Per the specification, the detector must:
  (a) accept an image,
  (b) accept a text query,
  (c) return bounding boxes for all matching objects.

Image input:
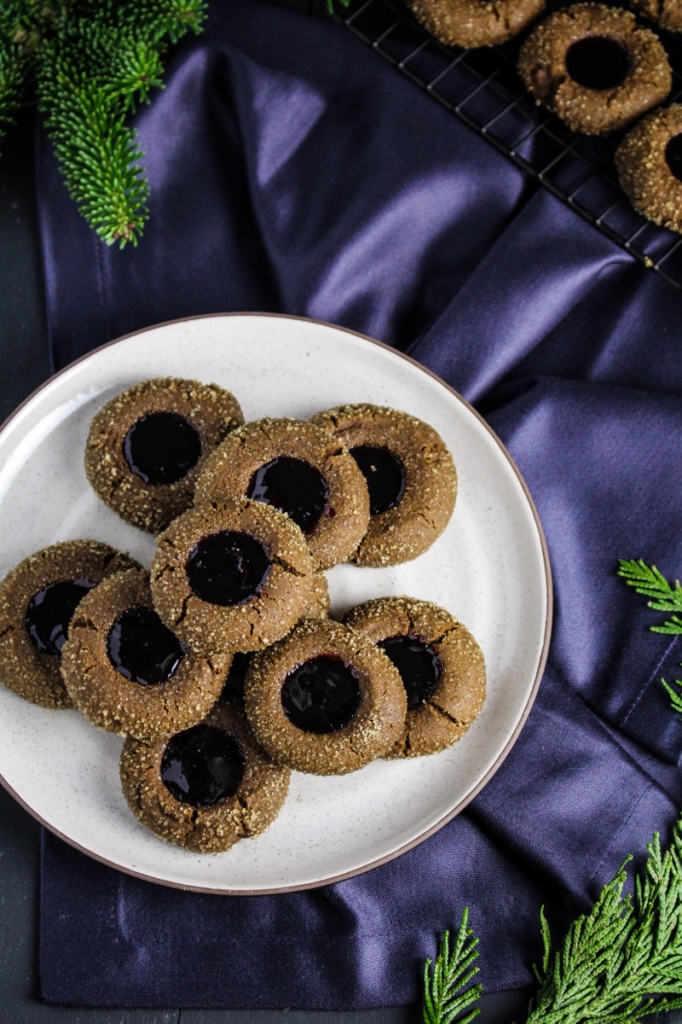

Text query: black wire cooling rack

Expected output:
[329,0,682,290]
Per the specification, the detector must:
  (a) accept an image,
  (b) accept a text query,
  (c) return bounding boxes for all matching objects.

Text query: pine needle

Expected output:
[423,908,482,1024]
[617,559,682,634]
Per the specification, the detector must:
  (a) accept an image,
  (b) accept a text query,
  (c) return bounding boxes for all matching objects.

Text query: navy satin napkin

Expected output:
[37,0,682,1009]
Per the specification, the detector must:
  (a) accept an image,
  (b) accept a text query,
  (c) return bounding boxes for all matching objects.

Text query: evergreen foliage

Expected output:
[424,817,682,1024]
[0,0,207,246]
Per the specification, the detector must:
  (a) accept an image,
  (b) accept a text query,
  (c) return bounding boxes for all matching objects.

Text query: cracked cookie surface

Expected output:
[0,540,140,709]
[408,0,545,48]
[518,3,671,134]
[310,404,456,567]
[120,699,290,853]
[194,417,370,571]
[61,569,231,740]
[85,377,244,534]
[345,597,486,758]
[151,498,315,656]
[244,619,406,775]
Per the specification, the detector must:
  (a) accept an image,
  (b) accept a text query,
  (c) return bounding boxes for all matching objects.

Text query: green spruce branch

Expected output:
[424,817,682,1024]
[0,0,206,246]
[618,558,682,713]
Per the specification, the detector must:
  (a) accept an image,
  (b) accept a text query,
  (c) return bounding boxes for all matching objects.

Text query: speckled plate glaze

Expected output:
[0,314,551,893]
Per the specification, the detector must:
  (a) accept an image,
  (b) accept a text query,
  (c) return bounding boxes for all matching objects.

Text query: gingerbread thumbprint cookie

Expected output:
[244,619,406,775]
[120,700,290,852]
[310,404,456,567]
[61,569,231,740]
[408,0,545,49]
[345,597,485,757]
[85,378,244,534]
[0,540,140,708]
[151,498,315,656]
[616,105,682,233]
[194,418,370,571]
[517,4,671,135]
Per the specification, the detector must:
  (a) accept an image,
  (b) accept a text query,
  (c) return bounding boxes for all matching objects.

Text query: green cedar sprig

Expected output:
[524,817,682,1024]
[423,908,482,1024]
[617,558,682,634]
[617,558,682,713]
[423,817,682,1024]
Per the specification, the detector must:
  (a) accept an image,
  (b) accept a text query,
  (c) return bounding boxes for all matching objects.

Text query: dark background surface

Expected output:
[0,1,534,1021]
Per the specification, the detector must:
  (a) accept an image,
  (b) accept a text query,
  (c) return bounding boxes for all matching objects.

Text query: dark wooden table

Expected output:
[0,3,534,1020]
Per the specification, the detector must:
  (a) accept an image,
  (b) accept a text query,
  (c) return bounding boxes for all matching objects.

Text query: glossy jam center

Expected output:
[665,133,682,182]
[107,606,185,686]
[25,578,96,657]
[247,456,328,535]
[378,634,441,710]
[281,655,361,733]
[123,411,202,485]
[349,446,405,515]
[161,724,245,807]
[565,36,630,90]
[186,530,270,606]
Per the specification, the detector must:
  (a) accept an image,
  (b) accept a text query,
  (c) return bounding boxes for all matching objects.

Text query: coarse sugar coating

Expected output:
[150,497,315,656]
[85,377,244,534]
[408,0,545,48]
[309,403,456,567]
[120,699,290,853]
[0,540,140,709]
[345,597,486,758]
[517,4,671,135]
[194,417,370,571]
[628,0,682,33]
[244,619,407,775]
[61,569,231,740]
[616,105,682,233]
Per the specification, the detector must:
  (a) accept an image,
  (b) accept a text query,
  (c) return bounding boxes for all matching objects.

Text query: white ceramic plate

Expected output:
[0,314,551,893]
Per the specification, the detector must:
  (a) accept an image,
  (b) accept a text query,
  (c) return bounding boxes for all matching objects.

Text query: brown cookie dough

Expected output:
[85,378,244,535]
[244,619,406,775]
[194,418,370,571]
[517,4,671,135]
[628,0,682,33]
[309,404,456,567]
[616,104,682,233]
[344,597,486,758]
[0,541,140,709]
[61,569,231,739]
[408,0,545,49]
[120,699,290,852]
[151,498,315,656]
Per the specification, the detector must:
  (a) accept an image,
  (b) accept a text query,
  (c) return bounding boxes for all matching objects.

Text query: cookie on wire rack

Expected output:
[518,4,672,135]
[616,104,682,234]
[407,0,545,48]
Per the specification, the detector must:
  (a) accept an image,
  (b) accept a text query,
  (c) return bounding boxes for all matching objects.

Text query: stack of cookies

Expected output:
[0,377,486,854]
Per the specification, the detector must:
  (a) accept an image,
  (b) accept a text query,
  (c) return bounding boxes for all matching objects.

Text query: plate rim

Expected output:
[0,311,553,894]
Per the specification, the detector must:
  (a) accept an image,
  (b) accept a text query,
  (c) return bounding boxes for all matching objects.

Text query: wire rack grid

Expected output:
[329,0,682,290]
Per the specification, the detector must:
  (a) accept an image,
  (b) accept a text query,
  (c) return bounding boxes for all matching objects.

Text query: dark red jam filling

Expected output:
[107,606,185,687]
[378,634,442,710]
[281,655,361,734]
[665,133,682,182]
[349,446,405,515]
[123,411,202,485]
[222,651,251,701]
[24,578,96,657]
[186,531,271,606]
[161,724,245,807]
[247,456,328,535]
[565,36,630,90]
